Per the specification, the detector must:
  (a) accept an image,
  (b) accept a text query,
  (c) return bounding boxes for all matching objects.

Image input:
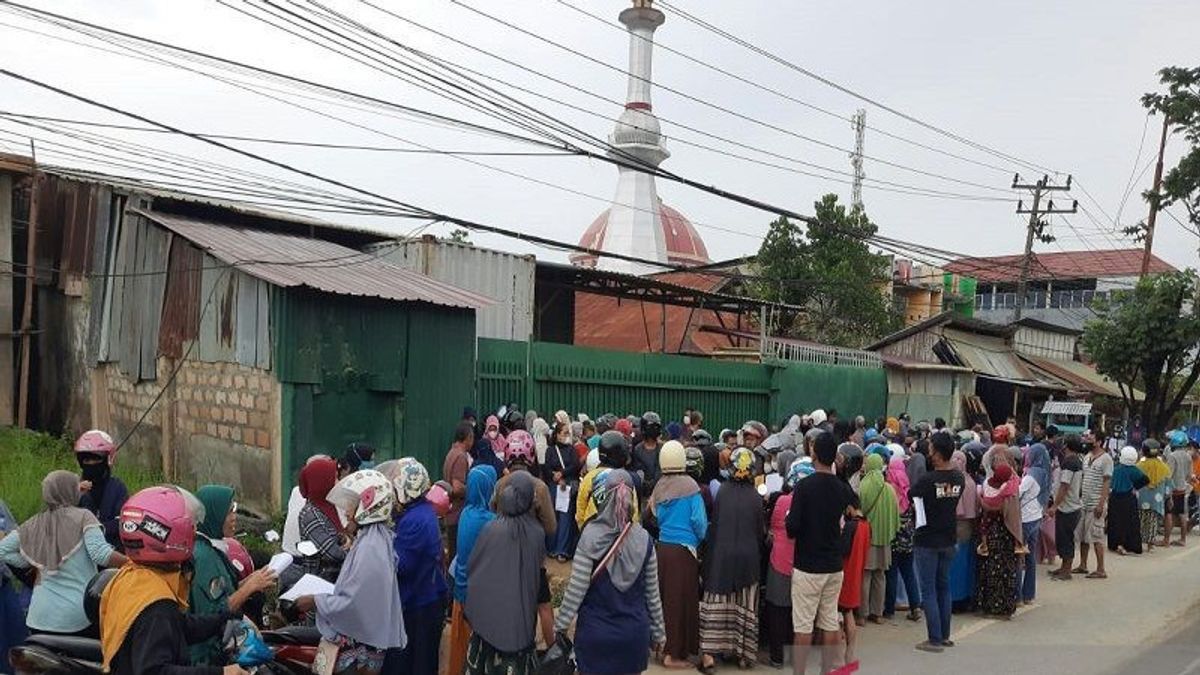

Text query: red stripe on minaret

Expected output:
[625,102,651,110]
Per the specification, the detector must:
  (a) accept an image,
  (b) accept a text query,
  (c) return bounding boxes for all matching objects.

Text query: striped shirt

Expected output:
[1081,452,1113,509]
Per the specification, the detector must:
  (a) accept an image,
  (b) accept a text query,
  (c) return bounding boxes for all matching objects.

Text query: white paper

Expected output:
[264,530,280,543]
[764,473,784,495]
[280,573,335,602]
[267,552,294,576]
[913,497,928,529]
[555,485,572,513]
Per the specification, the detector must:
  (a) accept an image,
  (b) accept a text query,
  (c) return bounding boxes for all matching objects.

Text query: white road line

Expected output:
[948,603,1040,642]
[1177,653,1200,675]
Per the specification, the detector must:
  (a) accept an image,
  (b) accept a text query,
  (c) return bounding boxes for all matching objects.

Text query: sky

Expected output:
[1,0,1198,272]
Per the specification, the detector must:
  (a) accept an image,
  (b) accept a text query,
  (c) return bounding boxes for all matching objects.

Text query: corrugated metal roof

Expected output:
[1041,401,1093,416]
[1020,355,1142,400]
[135,210,493,310]
[946,248,1176,283]
[942,329,1034,381]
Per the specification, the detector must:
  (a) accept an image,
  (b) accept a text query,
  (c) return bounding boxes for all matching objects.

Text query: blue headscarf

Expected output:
[453,465,498,602]
[1025,443,1052,507]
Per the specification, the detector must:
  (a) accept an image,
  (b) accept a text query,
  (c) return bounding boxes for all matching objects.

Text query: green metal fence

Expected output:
[477,339,887,431]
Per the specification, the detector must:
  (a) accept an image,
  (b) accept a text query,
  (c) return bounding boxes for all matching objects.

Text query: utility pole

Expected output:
[1141,115,1171,277]
[1012,173,1076,320]
[850,109,866,212]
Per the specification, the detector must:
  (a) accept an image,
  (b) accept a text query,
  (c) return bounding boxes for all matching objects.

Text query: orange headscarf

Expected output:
[100,564,189,671]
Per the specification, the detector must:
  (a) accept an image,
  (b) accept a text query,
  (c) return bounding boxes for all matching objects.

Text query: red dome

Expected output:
[570,200,710,269]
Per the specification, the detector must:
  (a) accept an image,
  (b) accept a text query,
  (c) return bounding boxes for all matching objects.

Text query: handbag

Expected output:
[537,632,576,675]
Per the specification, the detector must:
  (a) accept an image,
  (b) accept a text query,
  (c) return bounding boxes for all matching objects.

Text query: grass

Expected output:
[0,426,163,522]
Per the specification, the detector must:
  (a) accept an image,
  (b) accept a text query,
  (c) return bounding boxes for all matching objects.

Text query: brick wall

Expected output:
[95,358,281,512]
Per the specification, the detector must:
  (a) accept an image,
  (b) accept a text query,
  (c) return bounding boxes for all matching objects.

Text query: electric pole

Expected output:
[1141,115,1170,277]
[1012,173,1076,320]
[850,109,866,212]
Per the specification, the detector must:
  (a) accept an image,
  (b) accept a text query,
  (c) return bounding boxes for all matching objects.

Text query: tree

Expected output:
[1126,66,1200,242]
[1082,271,1200,434]
[446,228,472,244]
[753,194,899,348]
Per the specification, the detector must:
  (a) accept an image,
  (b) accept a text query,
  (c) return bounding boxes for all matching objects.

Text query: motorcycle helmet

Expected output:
[1170,430,1189,449]
[74,429,118,464]
[585,448,601,472]
[691,429,713,447]
[506,430,536,466]
[598,430,630,468]
[224,537,255,580]
[120,486,196,564]
[394,459,431,506]
[329,470,395,526]
[504,408,527,433]
[685,446,704,480]
[659,440,686,474]
[640,412,663,442]
[836,442,865,479]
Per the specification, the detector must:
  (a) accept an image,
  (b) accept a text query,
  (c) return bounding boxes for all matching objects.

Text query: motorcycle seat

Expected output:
[26,634,103,662]
[261,625,322,646]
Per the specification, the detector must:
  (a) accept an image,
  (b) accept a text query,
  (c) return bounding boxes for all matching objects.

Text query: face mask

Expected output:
[81,462,110,484]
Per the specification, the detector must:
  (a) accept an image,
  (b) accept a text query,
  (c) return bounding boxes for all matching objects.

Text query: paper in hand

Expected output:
[280,574,335,602]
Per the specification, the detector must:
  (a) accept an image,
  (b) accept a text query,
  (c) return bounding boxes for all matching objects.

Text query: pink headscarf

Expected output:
[951,450,978,519]
[485,415,507,457]
[886,456,911,512]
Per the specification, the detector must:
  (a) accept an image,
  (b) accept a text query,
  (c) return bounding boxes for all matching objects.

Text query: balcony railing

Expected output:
[975,289,1109,311]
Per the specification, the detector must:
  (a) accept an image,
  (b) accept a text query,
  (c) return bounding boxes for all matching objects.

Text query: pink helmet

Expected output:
[426,481,451,518]
[224,537,255,580]
[75,430,117,464]
[120,486,195,564]
[506,430,535,465]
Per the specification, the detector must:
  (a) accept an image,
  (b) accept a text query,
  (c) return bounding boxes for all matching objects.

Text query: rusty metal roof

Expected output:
[136,209,492,310]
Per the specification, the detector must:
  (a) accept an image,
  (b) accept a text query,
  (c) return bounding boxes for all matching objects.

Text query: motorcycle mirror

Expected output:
[296,541,319,557]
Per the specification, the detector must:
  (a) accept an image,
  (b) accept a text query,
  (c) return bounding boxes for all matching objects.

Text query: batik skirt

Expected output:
[698,584,759,665]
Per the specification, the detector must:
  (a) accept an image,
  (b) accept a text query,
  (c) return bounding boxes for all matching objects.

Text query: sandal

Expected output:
[1071,566,1089,574]
[697,657,717,675]
[1086,571,1108,579]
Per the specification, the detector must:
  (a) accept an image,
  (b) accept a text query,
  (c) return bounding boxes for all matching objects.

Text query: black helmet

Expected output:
[691,429,713,447]
[504,408,526,432]
[685,446,704,480]
[598,430,630,468]
[596,414,617,435]
[85,568,118,626]
[640,412,663,441]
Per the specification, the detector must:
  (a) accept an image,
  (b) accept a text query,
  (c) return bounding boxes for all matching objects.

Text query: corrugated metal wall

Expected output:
[276,289,476,484]
[373,238,533,341]
[478,338,890,431]
[885,369,975,427]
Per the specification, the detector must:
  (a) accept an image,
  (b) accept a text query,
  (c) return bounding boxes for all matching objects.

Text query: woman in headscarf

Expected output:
[382,460,447,675]
[1138,441,1173,553]
[531,417,551,467]
[472,416,508,473]
[189,485,277,664]
[859,453,900,623]
[765,459,811,669]
[447,465,498,675]
[0,471,126,637]
[883,455,921,622]
[1108,447,1149,556]
[465,471,544,675]
[948,450,979,611]
[297,457,347,583]
[0,499,26,670]
[907,438,929,487]
[294,470,407,675]
[544,420,582,562]
[556,469,666,675]
[975,463,1022,618]
[698,447,763,672]
[647,443,707,669]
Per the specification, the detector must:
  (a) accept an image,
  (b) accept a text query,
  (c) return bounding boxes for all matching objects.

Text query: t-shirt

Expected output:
[909,469,964,549]
[1168,450,1193,492]
[1081,452,1114,509]
[785,472,857,574]
[1019,475,1042,523]
[1058,454,1084,513]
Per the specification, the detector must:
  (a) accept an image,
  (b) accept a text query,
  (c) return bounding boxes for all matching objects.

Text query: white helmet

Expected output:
[585,449,600,472]
[329,469,394,526]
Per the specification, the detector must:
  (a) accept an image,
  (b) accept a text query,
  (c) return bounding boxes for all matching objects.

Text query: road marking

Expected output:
[948,603,1040,642]
[1177,653,1200,675]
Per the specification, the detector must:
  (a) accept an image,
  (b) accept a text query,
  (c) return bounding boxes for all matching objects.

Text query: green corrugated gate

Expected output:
[276,289,475,491]
[477,339,887,431]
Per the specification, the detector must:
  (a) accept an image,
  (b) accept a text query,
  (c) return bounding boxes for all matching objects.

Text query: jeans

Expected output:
[1018,519,1041,602]
[884,550,921,616]
[914,545,955,644]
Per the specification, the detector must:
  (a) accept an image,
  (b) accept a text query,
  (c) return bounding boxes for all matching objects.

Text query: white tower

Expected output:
[596,0,670,275]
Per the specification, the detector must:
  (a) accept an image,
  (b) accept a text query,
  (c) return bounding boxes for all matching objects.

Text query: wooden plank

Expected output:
[0,175,13,425]
[198,259,236,364]
[85,187,112,364]
[255,277,271,371]
[139,226,170,380]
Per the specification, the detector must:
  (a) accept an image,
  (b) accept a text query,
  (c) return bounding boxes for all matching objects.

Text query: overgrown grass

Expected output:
[0,427,163,522]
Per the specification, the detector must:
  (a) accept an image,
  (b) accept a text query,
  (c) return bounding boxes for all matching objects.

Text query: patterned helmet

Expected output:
[586,449,601,472]
[590,468,632,512]
[119,486,196,564]
[75,430,117,463]
[685,446,704,479]
[506,430,536,465]
[394,458,431,506]
[730,446,756,481]
[785,457,815,490]
[330,470,395,526]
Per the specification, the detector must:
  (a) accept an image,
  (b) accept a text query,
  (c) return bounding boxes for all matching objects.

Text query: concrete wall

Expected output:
[93,358,282,513]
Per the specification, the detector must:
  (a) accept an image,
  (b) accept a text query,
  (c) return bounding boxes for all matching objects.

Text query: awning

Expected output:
[1042,401,1093,416]
[1019,355,1141,400]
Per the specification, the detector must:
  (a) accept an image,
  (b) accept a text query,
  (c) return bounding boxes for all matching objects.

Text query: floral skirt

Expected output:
[332,635,386,674]
[975,513,1018,618]
[1141,509,1163,544]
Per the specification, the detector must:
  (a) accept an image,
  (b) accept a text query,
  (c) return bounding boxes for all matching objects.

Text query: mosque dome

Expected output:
[570,199,710,269]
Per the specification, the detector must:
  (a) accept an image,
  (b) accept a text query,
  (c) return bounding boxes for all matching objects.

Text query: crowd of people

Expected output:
[1,409,1198,675]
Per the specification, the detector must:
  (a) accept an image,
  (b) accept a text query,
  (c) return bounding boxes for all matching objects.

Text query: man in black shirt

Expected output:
[786,431,857,674]
[909,431,964,654]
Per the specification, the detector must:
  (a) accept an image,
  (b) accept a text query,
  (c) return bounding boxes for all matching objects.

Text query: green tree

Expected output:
[446,228,472,244]
[1082,271,1200,434]
[1127,66,1200,241]
[753,194,899,348]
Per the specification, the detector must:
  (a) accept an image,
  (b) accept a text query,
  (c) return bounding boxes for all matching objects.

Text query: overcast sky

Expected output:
[1,0,1198,272]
